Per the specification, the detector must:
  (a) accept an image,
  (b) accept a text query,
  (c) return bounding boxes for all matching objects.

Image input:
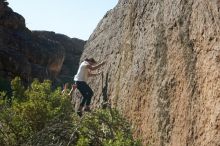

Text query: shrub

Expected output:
[0,77,141,146]
[0,77,73,145]
[74,109,141,146]
[27,109,141,146]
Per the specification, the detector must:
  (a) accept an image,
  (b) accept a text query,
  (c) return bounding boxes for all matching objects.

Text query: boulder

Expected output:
[82,0,220,145]
[0,0,85,85]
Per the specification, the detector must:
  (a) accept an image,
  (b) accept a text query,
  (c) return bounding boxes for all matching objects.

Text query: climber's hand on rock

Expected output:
[98,71,103,75]
[100,61,106,65]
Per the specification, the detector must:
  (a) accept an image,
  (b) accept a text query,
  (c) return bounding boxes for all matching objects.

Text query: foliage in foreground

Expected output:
[0,77,141,146]
[27,109,141,146]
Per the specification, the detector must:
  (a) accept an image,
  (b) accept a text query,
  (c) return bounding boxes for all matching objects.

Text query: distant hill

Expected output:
[0,0,85,86]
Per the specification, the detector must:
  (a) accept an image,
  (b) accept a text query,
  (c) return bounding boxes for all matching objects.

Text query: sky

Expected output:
[8,0,118,40]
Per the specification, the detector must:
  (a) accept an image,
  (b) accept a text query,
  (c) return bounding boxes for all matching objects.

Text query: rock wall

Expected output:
[0,0,85,84]
[82,0,220,145]
[32,31,85,83]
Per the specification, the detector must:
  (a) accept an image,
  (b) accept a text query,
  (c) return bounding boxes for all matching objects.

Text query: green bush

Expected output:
[0,77,73,145]
[11,77,25,102]
[0,77,141,146]
[73,109,141,146]
[27,109,141,146]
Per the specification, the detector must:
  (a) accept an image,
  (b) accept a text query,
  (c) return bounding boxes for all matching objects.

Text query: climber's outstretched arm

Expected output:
[87,61,105,70]
[88,72,102,77]
[68,84,77,96]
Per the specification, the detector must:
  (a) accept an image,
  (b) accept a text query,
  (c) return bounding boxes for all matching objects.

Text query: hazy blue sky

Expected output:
[8,0,118,40]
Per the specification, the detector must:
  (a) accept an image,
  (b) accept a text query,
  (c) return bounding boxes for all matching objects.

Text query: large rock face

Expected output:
[0,0,85,84]
[32,31,85,83]
[82,0,220,145]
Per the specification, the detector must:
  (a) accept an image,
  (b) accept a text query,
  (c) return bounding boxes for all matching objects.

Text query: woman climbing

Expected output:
[74,58,105,116]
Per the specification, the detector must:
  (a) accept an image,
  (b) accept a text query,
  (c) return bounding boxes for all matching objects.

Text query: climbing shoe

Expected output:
[84,106,91,112]
[77,110,82,117]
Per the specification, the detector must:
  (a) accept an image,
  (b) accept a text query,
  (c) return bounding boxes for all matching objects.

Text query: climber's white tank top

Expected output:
[74,61,89,82]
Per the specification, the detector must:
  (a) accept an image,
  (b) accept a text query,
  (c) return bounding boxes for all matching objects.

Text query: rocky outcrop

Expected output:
[82,0,220,145]
[0,0,85,84]
[32,31,85,83]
